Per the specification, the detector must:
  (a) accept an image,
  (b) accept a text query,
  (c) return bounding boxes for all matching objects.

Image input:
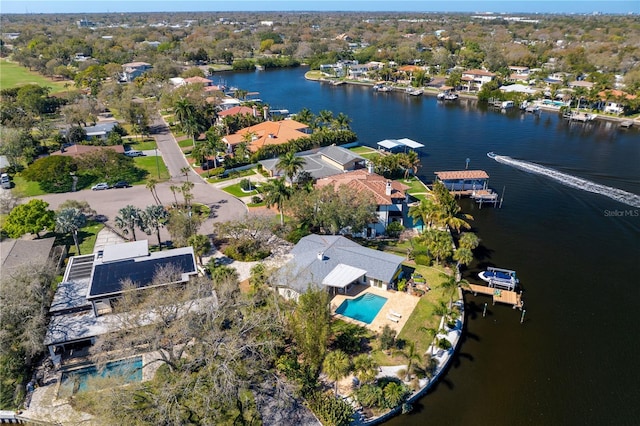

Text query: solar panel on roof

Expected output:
[88,254,196,298]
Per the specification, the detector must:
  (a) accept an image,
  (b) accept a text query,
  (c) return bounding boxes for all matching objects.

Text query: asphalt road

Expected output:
[27,115,247,241]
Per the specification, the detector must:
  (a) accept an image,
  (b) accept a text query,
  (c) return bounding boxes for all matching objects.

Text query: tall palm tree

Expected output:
[262,177,292,226]
[234,141,250,162]
[142,204,169,250]
[458,232,480,250]
[115,205,143,241]
[317,109,334,128]
[181,181,194,208]
[55,208,87,255]
[332,112,351,130]
[322,349,351,396]
[402,150,421,179]
[408,198,439,231]
[276,151,305,184]
[453,247,474,276]
[418,326,438,355]
[169,185,180,207]
[295,107,314,126]
[187,234,211,265]
[146,179,161,205]
[394,340,422,382]
[353,354,379,386]
[173,98,196,129]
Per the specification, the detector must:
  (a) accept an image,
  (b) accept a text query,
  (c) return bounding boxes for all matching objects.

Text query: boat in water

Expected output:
[478,267,519,290]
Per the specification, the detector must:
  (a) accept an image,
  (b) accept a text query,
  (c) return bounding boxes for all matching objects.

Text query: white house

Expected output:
[461,69,496,92]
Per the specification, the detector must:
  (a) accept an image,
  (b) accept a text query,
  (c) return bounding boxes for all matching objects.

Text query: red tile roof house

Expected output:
[315,169,410,237]
[222,119,311,154]
[461,69,497,92]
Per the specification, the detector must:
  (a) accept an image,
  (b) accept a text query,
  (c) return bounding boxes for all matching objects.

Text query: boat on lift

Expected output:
[478,267,519,291]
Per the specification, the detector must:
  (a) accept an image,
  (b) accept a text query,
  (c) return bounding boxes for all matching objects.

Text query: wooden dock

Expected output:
[466,283,524,309]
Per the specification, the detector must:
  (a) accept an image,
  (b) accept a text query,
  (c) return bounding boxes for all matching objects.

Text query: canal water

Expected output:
[217,68,640,425]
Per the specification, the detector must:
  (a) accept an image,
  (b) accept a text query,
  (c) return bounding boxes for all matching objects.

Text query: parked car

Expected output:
[0,173,10,189]
[91,182,110,190]
[124,150,144,157]
[113,181,130,188]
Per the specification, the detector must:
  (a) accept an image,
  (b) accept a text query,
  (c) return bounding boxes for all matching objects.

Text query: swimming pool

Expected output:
[335,293,388,324]
[58,356,143,397]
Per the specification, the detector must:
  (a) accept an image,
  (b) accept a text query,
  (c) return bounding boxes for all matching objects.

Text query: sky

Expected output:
[1,1,638,15]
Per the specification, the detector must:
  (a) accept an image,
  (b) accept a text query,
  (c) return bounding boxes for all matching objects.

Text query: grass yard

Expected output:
[221,182,260,198]
[206,167,257,183]
[132,156,170,183]
[11,175,47,197]
[0,59,71,93]
[125,139,157,151]
[60,221,104,257]
[177,138,194,148]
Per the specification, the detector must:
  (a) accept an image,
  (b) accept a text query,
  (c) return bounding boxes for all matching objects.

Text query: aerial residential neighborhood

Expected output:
[0,2,638,425]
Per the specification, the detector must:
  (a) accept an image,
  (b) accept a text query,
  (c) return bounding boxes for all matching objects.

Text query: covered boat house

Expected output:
[434,170,490,192]
[377,137,424,153]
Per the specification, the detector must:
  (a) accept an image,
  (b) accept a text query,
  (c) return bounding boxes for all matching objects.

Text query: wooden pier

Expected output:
[466,283,524,310]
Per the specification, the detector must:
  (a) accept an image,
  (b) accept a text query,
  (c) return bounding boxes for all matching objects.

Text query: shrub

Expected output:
[386,221,404,238]
[251,195,262,204]
[240,178,253,191]
[379,325,396,351]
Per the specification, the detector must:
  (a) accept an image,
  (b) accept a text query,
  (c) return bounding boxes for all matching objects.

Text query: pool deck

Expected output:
[330,285,420,334]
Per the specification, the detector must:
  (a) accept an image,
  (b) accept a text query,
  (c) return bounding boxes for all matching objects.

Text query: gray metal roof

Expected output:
[317,145,364,166]
[259,146,364,180]
[278,234,404,294]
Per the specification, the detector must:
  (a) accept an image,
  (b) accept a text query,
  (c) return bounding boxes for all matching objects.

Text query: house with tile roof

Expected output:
[315,169,410,236]
[222,119,311,153]
[461,69,496,92]
[274,234,404,300]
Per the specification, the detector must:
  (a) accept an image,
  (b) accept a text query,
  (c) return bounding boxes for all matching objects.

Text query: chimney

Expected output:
[252,106,257,117]
[263,106,269,120]
[385,180,392,196]
[367,161,373,174]
[317,251,325,261]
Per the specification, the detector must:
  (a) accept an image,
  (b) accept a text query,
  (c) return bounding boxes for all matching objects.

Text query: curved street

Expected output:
[29,115,247,241]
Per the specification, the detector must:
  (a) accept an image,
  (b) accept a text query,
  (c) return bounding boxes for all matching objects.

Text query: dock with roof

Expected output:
[377,137,425,152]
[434,169,500,206]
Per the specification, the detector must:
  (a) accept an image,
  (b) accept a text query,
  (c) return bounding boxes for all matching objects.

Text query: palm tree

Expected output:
[181,181,194,208]
[322,350,351,395]
[187,234,211,265]
[142,205,169,250]
[458,232,480,250]
[276,151,305,184]
[353,354,379,386]
[453,247,474,277]
[295,107,314,126]
[317,109,334,128]
[262,177,291,225]
[394,340,422,382]
[408,198,438,231]
[439,273,459,306]
[115,205,143,241]
[174,98,196,128]
[418,326,438,355]
[332,112,351,130]
[402,150,421,179]
[180,166,191,183]
[420,229,453,264]
[55,208,87,255]
[169,185,180,207]
[146,179,161,205]
[234,141,250,162]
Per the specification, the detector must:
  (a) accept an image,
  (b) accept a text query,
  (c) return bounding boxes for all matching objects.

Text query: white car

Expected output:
[124,150,144,157]
[91,182,110,190]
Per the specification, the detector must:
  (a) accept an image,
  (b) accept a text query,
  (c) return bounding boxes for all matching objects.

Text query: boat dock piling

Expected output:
[466,283,524,310]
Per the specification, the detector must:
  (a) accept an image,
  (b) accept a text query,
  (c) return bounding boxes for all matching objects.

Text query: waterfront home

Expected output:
[44,240,197,368]
[223,119,311,153]
[259,145,366,180]
[597,89,637,115]
[274,234,404,300]
[183,76,213,86]
[120,61,152,82]
[461,69,496,92]
[315,169,410,237]
[499,84,540,96]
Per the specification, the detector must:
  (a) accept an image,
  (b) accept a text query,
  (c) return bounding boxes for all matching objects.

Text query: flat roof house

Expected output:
[44,240,197,367]
[274,234,405,300]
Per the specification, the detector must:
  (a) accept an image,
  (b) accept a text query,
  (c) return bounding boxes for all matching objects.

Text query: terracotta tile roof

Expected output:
[224,120,310,153]
[435,170,489,180]
[598,89,637,100]
[184,76,211,85]
[217,106,255,117]
[51,145,125,157]
[315,169,409,205]
[463,69,496,77]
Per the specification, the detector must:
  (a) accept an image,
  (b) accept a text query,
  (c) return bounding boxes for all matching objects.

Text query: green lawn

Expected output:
[60,221,104,257]
[178,138,194,148]
[206,167,257,183]
[221,182,260,198]
[12,175,46,197]
[132,156,170,183]
[125,139,157,151]
[0,59,71,93]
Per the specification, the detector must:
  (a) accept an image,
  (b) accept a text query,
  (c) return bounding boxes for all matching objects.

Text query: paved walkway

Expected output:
[93,227,125,253]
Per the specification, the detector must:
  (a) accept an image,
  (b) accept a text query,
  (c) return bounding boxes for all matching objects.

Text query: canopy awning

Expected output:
[322,264,367,288]
[377,138,424,150]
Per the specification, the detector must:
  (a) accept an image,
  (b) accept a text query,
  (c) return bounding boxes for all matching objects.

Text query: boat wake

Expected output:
[487,152,640,208]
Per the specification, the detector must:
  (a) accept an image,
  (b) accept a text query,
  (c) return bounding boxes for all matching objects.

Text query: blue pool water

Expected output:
[59,356,142,397]
[335,293,388,324]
